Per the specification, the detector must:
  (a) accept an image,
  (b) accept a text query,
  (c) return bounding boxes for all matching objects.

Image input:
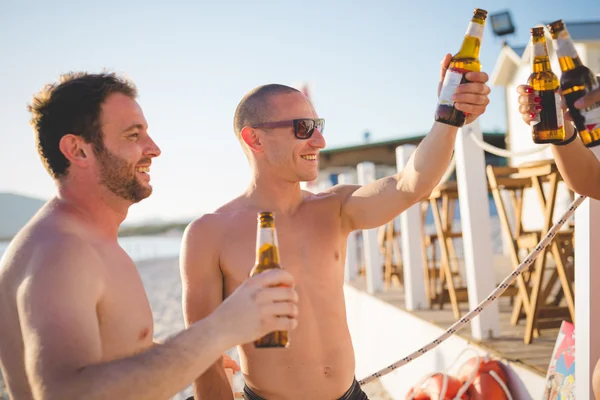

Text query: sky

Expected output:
[1,0,599,224]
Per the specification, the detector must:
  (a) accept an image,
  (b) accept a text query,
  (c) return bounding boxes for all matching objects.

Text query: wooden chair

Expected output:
[486,160,575,344]
[378,220,403,289]
[420,181,468,319]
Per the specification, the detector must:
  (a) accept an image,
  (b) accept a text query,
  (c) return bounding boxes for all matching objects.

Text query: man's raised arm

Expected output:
[337,55,491,231]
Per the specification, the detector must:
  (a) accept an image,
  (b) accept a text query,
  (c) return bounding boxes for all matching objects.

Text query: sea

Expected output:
[0,234,183,263]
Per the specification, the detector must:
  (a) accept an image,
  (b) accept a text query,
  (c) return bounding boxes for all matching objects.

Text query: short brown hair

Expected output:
[233,84,300,154]
[28,72,138,179]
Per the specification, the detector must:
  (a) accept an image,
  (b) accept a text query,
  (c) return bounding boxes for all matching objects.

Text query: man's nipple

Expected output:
[138,327,150,341]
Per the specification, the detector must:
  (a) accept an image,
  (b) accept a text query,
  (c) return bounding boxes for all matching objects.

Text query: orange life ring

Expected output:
[405,373,468,400]
[457,357,511,399]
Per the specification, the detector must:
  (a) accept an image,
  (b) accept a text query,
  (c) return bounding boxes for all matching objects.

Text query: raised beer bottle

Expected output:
[548,19,600,147]
[435,8,487,127]
[528,27,565,144]
[249,211,289,348]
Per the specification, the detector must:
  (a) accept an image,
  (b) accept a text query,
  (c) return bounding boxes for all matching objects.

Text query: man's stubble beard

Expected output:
[95,145,152,203]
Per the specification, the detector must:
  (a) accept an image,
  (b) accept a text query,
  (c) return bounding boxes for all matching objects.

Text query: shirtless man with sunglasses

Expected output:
[181,53,492,400]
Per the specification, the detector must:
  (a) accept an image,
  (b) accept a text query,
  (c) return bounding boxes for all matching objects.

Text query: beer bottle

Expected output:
[548,19,600,147]
[435,8,488,127]
[249,211,289,348]
[528,26,565,144]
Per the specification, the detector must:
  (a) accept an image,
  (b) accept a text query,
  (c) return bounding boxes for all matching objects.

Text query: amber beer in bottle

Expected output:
[435,8,487,127]
[528,27,565,144]
[249,211,289,348]
[548,19,600,147]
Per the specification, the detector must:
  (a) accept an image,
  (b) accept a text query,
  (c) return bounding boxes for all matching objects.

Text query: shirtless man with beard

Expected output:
[0,72,298,400]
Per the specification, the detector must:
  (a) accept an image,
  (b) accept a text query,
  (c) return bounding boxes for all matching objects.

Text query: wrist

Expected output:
[432,121,460,135]
[553,127,578,146]
[193,312,235,352]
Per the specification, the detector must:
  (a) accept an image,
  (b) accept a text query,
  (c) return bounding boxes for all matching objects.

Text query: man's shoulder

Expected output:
[320,184,361,197]
[183,205,246,248]
[2,228,104,302]
[302,184,361,206]
[185,196,254,236]
[33,231,101,272]
[7,220,94,258]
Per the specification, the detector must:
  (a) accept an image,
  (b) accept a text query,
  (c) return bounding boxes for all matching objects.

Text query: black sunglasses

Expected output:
[251,118,325,140]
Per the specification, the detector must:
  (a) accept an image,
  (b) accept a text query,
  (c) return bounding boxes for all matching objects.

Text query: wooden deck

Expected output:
[349,272,559,377]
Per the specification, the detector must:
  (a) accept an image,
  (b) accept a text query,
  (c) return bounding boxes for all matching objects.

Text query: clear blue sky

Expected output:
[1,0,598,224]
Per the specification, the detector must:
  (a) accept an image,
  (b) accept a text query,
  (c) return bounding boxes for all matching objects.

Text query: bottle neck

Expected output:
[255,225,281,265]
[456,19,484,59]
[552,30,583,72]
[531,36,551,73]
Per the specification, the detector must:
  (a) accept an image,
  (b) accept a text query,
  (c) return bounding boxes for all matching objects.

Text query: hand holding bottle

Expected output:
[435,8,491,127]
[516,84,577,141]
[438,53,491,126]
[210,268,299,348]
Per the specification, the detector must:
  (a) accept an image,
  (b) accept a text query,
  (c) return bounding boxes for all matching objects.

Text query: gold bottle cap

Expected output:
[258,211,274,221]
[474,8,488,19]
[531,26,545,37]
[547,19,565,35]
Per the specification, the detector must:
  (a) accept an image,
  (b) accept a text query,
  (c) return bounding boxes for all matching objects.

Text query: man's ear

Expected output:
[58,134,92,168]
[241,127,263,153]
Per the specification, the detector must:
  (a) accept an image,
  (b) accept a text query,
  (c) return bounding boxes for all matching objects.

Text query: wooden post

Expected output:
[454,120,500,340]
[357,162,383,294]
[338,172,359,283]
[396,145,427,310]
[575,146,600,399]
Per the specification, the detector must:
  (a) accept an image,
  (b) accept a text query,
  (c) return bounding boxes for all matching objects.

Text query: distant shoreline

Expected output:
[0,222,190,243]
[118,222,189,237]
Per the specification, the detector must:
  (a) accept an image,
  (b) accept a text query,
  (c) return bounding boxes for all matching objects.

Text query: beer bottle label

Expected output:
[555,92,564,128]
[465,22,484,39]
[582,105,600,132]
[438,68,464,106]
[555,31,578,59]
[533,42,548,58]
[582,81,600,132]
[531,103,541,126]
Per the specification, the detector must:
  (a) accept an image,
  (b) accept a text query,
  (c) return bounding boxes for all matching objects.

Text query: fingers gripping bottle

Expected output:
[435,8,487,127]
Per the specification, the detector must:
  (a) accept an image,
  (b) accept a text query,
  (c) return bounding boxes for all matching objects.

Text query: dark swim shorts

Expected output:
[242,378,369,400]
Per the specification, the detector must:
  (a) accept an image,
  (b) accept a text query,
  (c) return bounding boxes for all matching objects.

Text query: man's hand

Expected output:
[437,53,491,125]
[212,268,299,348]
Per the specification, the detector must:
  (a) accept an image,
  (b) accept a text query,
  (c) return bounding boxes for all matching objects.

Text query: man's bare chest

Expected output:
[96,251,154,358]
[219,216,346,293]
